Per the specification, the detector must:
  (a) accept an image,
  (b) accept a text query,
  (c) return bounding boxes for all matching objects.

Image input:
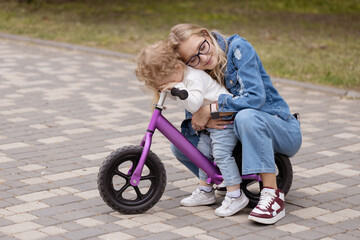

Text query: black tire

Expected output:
[233,143,293,208]
[97,145,166,214]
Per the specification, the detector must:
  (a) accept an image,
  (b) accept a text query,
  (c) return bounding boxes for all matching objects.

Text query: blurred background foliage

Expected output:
[1,0,359,90]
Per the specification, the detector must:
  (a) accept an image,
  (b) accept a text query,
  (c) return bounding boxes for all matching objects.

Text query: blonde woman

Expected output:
[167,23,302,224]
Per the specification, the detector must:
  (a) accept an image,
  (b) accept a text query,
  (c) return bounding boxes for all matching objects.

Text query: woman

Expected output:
[167,23,302,224]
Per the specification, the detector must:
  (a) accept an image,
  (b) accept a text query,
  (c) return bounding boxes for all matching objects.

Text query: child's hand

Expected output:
[159,82,179,92]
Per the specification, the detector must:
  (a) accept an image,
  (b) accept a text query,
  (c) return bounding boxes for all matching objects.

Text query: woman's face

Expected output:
[178,34,218,71]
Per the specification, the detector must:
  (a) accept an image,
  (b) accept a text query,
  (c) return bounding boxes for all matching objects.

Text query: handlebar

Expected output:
[171,88,188,100]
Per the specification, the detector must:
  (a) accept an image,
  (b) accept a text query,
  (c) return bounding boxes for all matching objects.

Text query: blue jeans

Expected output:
[197,126,241,186]
[234,109,302,174]
[171,109,301,176]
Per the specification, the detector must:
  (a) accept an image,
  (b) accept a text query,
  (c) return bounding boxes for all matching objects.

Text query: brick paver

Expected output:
[0,37,359,239]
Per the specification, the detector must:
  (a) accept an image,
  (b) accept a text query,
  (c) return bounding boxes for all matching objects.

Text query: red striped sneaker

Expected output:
[248,187,285,224]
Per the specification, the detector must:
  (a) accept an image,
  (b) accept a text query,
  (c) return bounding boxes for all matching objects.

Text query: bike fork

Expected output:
[129,109,160,186]
[128,131,153,186]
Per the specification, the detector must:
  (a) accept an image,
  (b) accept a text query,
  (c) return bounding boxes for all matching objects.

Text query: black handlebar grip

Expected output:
[171,88,188,100]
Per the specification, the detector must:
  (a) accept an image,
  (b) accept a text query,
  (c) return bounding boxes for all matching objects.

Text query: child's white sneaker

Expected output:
[180,188,216,207]
[214,191,249,217]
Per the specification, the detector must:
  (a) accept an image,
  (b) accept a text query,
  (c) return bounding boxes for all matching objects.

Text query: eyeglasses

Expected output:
[186,39,210,67]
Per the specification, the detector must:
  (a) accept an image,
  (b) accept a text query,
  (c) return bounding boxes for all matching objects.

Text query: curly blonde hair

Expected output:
[135,40,185,90]
[167,23,227,86]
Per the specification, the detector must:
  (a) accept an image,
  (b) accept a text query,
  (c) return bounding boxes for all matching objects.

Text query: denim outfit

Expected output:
[171,33,302,177]
[197,124,240,186]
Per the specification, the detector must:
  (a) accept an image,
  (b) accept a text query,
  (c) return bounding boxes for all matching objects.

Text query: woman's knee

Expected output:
[234,109,263,130]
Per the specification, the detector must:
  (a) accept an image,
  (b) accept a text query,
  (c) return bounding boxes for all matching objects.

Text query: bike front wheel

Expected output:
[97,145,166,214]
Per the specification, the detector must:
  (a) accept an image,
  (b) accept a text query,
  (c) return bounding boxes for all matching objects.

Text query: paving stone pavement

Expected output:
[0,38,359,240]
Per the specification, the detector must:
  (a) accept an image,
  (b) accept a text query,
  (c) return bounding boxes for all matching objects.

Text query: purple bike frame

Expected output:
[129,106,262,186]
[130,108,223,186]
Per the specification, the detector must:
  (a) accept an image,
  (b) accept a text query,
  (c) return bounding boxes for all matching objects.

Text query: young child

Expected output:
[135,41,248,217]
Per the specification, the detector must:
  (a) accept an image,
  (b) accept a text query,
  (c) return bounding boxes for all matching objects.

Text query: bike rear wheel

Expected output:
[98,145,166,214]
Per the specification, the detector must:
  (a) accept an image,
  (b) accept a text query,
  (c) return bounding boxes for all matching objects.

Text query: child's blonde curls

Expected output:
[135,40,185,91]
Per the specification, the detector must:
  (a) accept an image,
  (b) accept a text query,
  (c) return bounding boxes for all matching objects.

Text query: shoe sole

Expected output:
[180,198,216,207]
[248,209,285,224]
[214,196,249,217]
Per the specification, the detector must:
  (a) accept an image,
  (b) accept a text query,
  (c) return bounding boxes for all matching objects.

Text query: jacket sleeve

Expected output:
[217,39,266,112]
[175,77,206,114]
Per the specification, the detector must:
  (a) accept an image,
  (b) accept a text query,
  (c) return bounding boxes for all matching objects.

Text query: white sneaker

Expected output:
[180,188,216,207]
[214,191,249,217]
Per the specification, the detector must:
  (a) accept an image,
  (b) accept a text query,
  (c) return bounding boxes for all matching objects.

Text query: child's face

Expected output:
[156,67,184,89]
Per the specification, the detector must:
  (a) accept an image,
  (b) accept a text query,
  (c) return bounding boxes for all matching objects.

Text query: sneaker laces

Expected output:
[257,191,276,210]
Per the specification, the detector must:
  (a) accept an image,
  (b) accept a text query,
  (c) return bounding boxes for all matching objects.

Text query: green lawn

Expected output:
[1,0,359,90]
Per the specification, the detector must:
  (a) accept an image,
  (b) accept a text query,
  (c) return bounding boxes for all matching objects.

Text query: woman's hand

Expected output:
[205,119,233,129]
[191,104,211,131]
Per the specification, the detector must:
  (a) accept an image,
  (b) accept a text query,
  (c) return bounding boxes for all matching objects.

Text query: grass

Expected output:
[0,0,359,90]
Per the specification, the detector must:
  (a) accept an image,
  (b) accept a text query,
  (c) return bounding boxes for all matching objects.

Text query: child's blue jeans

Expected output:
[197,125,241,186]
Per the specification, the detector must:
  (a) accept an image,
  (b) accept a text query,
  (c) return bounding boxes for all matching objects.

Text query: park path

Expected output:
[0,38,359,240]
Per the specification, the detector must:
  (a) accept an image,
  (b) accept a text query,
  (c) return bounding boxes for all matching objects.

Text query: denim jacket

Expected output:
[214,32,293,121]
[181,32,293,138]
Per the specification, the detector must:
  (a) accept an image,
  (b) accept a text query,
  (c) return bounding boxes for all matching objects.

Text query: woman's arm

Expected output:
[192,39,267,129]
[217,39,266,112]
